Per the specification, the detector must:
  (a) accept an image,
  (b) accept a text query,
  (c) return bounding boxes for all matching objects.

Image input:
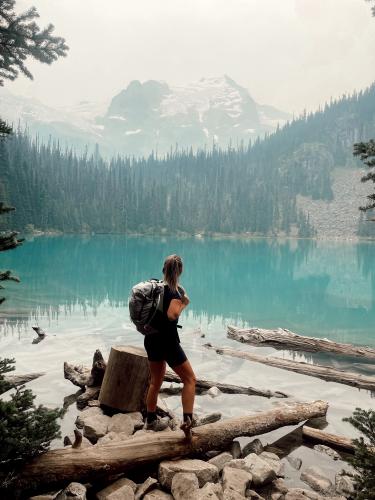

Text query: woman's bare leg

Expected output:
[146,360,166,412]
[171,360,196,414]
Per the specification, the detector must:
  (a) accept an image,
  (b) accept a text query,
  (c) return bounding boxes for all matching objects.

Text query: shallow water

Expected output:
[1,235,374,451]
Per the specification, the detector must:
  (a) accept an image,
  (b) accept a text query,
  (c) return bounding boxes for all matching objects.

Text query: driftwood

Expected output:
[302,425,375,453]
[64,349,107,389]
[32,326,47,344]
[204,343,375,392]
[0,231,24,252]
[17,400,328,489]
[227,325,375,360]
[2,372,45,393]
[164,371,288,399]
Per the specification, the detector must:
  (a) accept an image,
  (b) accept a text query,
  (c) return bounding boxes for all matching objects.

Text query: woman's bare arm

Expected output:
[167,294,190,321]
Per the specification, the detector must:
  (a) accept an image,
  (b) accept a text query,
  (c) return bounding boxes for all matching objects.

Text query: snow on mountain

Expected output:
[0,77,291,157]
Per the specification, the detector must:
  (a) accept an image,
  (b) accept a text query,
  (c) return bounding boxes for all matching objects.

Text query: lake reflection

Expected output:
[0,235,374,345]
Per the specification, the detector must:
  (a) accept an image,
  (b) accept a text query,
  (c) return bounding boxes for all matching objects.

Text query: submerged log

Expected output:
[18,400,328,489]
[164,371,288,398]
[227,325,375,360]
[302,425,375,453]
[99,346,149,412]
[204,343,375,392]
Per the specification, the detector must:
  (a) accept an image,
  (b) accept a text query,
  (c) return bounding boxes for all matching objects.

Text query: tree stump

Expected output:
[99,346,150,412]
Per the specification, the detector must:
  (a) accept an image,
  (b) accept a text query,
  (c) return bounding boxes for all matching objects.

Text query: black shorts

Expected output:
[144,334,187,368]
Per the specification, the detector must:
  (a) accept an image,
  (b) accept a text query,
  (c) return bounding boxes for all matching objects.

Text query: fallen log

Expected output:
[204,343,375,392]
[302,425,375,453]
[17,400,328,489]
[2,372,45,393]
[164,371,288,399]
[227,325,375,360]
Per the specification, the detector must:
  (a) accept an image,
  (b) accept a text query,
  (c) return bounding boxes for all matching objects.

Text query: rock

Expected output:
[197,482,223,500]
[229,441,241,459]
[63,434,92,448]
[143,490,173,500]
[135,477,158,500]
[300,466,333,494]
[244,453,277,486]
[225,459,252,473]
[245,489,265,499]
[205,450,222,459]
[259,451,284,477]
[270,494,283,500]
[76,406,104,427]
[242,439,263,457]
[29,496,57,500]
[285,488,323,500]
[207,386,221,398]
[198,412,222,426]
[171,472,199,500]
[96,478,137,499]
[108,413,135,435]
[272,478,288,494]
[286,455,302,470]
[223,490,246,499]
[313,444,341,460]
[335,474,355,496]
[127,411,144,430]
[133,429,156,437]
[88,399,101,407]
[208,452,233,472]
[83,414,111,442]
[96,431,132,445]
[222,466,252,496]
[159,459,219,489]
[56,482,87,500]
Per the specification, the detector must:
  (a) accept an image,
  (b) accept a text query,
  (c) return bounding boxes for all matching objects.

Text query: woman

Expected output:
[144,254,196,432]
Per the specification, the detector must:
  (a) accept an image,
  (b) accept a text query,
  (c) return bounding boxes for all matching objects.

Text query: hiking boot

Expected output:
[144,416,170,432]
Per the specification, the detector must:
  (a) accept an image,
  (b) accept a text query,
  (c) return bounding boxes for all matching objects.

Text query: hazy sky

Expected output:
[6,0,375,114]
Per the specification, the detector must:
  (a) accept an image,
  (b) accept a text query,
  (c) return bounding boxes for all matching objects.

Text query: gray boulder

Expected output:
[83,414,111,442]
[243,453,277,486]
[171,472,199,500]
[197,482,223,500]
[245,489,265,499]
[225,459,252,473]
[96,478,137,500]
[229,441,242,459]
[300,466,333,494]
[143,490,173,500]
[56,482,86,500]
[127,411,144,430]
[222,466,252,496]
[207,386,221,398]
[108,413,135,435]
[135,477,158,500]
[286,455,302,470]
[259,452,284,477]
[223,490,246,499]
[64,434,92,448]
[208,452,233,472]
[159,459,219,489]
[284,489,323,500]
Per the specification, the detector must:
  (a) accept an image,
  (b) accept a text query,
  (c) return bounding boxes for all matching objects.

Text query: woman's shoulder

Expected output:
[164,284,184,300]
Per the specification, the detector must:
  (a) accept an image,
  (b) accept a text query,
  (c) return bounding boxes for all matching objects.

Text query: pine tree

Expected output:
[353,139,375,213]
[343,408,375,500]
[0,0,68,85]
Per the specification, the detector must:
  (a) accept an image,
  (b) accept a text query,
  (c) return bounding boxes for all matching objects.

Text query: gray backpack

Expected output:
[129,279,165,335]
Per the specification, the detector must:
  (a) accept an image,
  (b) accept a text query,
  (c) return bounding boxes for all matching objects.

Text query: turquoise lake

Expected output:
[1,235,374,454]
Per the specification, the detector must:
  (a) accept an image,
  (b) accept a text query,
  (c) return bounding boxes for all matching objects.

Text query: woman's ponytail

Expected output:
[162,254,183,293]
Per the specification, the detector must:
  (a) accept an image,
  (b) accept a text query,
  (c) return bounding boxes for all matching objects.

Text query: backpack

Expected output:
[129,279,165,335]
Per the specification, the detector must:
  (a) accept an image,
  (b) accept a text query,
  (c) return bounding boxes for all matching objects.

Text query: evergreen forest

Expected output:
[2,84,375,237]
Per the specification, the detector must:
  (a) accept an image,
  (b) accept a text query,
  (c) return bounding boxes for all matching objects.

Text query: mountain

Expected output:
[0,76,291,157]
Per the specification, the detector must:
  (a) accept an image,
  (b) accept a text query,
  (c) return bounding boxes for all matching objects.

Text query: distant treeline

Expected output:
[1,84,375,236]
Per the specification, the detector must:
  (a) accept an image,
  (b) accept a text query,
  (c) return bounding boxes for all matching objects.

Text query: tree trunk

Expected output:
[227,325,375,360]
[99,346,149,412]
[18,400,328,489]
[204,343,375,392]
[2,372,45,394]
[302,425,375,453]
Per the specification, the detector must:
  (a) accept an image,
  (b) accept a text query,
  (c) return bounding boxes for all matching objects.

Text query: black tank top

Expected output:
[150,284,184,341]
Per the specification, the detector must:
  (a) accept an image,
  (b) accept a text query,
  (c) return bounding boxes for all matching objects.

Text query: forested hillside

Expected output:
[1,84,375,237]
